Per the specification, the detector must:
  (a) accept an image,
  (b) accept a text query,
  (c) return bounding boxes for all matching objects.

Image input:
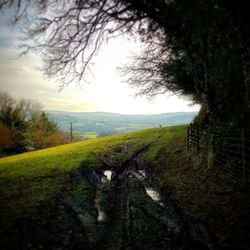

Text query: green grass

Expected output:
[0,125,186,178]
[0,125,186,241]
[82,131,97,139]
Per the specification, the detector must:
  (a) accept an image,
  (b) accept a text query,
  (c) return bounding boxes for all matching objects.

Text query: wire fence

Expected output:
[187,123,250,187]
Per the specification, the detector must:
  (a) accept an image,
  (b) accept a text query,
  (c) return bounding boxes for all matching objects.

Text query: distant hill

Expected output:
[46,110,197,136]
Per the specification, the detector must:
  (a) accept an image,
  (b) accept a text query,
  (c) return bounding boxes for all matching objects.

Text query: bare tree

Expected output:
[121,41,170,99]
[18,98,43,121]
[0,92,15,112]
[122,40,198,103]
[0,0,151,87]
[0,0,174,103]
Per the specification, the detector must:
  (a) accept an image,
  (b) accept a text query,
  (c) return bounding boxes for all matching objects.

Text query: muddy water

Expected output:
[64,157,213,250]
[145,187,165,207]
[77,159,183,249]
[95,189,106,222]
[104,170,112,181]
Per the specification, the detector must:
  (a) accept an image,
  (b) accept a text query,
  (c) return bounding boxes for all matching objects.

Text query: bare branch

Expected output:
[1,0,148,86]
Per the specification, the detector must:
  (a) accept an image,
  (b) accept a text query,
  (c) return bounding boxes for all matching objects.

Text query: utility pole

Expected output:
[70,122,73,143]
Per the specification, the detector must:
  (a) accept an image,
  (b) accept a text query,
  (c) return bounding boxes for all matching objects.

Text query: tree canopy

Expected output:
[0,92,65,153]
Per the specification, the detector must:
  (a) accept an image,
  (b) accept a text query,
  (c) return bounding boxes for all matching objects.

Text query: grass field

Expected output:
[83,132,97,139]
[0,125,186,248]
[2,125,247,249]
[0,125,186,178]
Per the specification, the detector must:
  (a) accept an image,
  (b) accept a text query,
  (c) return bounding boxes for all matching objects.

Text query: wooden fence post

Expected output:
[241,129,246,187]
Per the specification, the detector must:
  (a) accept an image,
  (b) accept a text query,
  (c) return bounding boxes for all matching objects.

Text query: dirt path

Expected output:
[59,148,214,250]
[99,158,183,250]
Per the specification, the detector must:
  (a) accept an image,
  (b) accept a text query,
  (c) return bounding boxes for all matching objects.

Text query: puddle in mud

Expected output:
[129,169,146,180]
[104,170,112,181]
[138,170,146,177]
[136,170,146,180]
[101,170,112,182]
[95,190,106,222]
[145,187,164,207]
[95,170,112,221]
[97,210,105,222]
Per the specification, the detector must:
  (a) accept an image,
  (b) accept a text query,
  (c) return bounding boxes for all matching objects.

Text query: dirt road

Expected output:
[62,152,213,250]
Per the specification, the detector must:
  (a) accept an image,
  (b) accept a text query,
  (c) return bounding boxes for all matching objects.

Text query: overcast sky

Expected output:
[0,12,199,114]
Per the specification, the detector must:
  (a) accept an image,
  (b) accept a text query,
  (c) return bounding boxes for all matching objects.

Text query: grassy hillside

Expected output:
[0,125,186,249]
[1,124,249,249]
[0,125,185,177]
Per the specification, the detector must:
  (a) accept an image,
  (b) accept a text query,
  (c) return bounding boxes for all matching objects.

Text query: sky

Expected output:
[0,12,200,115]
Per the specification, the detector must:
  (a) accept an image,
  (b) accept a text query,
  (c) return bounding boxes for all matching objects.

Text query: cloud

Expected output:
[46,102,96,112]
[0,9,21,48]
[0,21,200,114]
[0,28,18,48]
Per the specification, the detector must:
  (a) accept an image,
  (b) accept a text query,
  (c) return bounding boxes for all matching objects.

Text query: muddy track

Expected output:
[60,148,214,250]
